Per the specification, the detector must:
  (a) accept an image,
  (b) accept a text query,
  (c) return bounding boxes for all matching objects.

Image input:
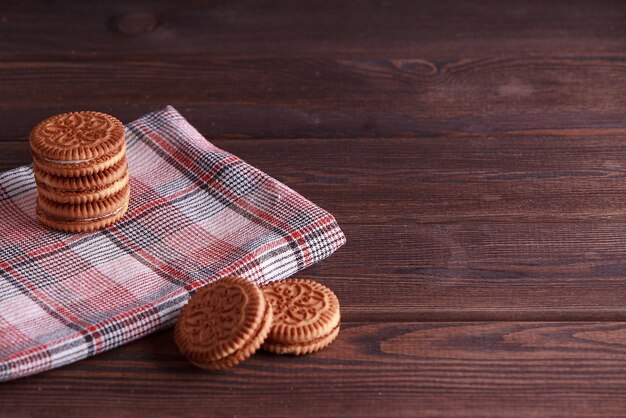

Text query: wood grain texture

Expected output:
[3,0,626,415]
[7,137,626,322]
[3,322,626,417]
[1,0,625,60]
[1,57,626,140]
[7,136,626,223]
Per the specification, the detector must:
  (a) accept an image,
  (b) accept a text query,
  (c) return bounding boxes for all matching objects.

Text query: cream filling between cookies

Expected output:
[36,143,126,167]
[39,156,94,165]
[265,323,340,348]
[38,173,128,194]
[45,205,125,223]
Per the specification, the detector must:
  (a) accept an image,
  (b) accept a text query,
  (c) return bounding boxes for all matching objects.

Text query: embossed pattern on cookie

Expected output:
[262,278,340,355]
[40,112,114,148]
[175,276,272,370]
[179,281,248,351]
[266,280,329,327]
[30,111,130,232]
[30,111,125,162]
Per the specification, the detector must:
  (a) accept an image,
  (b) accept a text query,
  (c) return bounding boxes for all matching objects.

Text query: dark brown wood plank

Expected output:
[1,0,625,60]
[312,222,626,321]
[4,322,626,417]
[224,136,626,223]
[8,136,626,321]
[6,135,626,224]
[0,141,30,169]
[1,57,626,140]
[3,0,626,415]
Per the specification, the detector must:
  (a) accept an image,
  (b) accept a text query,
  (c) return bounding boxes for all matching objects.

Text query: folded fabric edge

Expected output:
[0,210,345,382]
[0,105,347,382]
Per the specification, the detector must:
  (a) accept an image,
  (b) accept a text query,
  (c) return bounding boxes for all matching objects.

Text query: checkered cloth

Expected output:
[0,106,345,382]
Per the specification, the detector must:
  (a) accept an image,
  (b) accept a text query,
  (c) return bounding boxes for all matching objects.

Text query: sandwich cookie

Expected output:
[262,279,340,355]
[30,111,126,177]
[175,276,273,370]
[30,111,130,232]
[34,159,129,204]
[32,141,127,178]
[35,184,130,233]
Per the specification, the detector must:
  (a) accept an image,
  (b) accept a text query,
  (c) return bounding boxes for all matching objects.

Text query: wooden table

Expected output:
[2,1,626,416]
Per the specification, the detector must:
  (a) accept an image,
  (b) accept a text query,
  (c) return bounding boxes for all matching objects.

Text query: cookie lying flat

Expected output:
[30,111,126,177]
[35,201,129,233]
[35,184,130,233]
[174,276,273,370]
[262,279,340,355]
[34,159,129,204]
[36,183,129,219]
[32,141,127,178]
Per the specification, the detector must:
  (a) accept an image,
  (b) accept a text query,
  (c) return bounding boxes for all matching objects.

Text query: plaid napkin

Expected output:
[0,106,345,382]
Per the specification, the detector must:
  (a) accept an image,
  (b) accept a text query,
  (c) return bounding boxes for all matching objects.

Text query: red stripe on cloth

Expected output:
[141,123,318,266]
[0,106,345,382]
[3,263,85,326]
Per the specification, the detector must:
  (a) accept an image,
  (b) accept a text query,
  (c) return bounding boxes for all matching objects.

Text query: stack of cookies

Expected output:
[30,111,130,233]
[174,276,341,370]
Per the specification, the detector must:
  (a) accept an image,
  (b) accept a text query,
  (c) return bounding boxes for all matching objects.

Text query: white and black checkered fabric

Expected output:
[0,106,345,381]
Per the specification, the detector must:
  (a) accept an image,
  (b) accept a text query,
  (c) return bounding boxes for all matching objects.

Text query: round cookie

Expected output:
[32,141,127,177]
[30,111,125,161]
[36,183,130,220]
[174,276,273,370]
[261,279,340,355]
[36,200,129,233]
[34,158,129,204]
[34,157,128,191]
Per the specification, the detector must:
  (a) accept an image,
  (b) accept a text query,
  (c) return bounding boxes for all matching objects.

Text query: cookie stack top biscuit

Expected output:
[30,111,127,176]
[30,111,130,233]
